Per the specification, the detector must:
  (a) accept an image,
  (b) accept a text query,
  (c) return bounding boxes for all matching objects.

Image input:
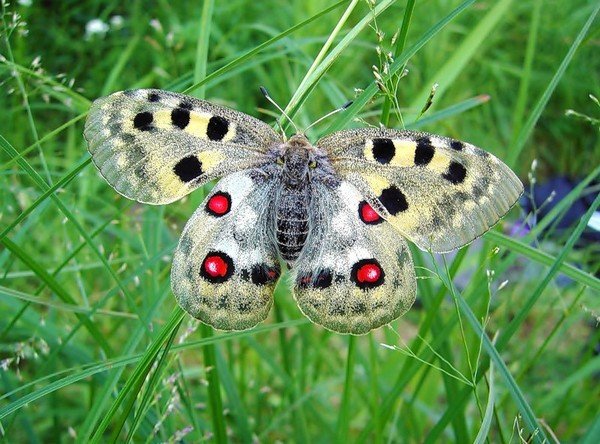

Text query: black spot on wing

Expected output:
[297,268,333,289]
[171,108,190,129]
[207,116,229,141]
[313,269,333,289]
[120,133,136,144]
[350,301,367,314]
[174,155,203,182]
[378,185,408,215]
[133,112,153,131]
[450,140,464,151]
[371,138,395,164]
[179,101,193,110]
[250,264,280,285]
[414,137,435,165]
[443,161,467,184]
[148,92,161,102]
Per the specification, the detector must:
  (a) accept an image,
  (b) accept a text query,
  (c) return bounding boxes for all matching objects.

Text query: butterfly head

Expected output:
[276,134,315,187]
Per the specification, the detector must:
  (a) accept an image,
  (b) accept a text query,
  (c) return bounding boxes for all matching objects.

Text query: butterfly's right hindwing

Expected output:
[171,171,280,331]
[84,89,281,205]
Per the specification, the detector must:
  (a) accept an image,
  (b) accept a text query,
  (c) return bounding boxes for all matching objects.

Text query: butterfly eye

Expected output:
[276,156,285,165]
[309,159,318,169]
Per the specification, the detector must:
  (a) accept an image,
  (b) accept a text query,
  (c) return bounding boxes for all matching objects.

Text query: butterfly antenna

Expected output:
[304,100,353,133]
[260,86,300,135]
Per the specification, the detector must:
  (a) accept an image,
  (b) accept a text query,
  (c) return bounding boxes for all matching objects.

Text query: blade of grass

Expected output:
[407,0,515,120]
[193,0,214,98]
[1,2,51,184]
[0,112,87,170]
[123,315,182,443]
[426,189,600,443]
[283,0,396,126]
[380,0,416,126]
[335,335,356,442]
[497,191,600,350]
[437,260,549,444]
[0,285,135,319]
[473,361,495,444]
[101,35,141,95]
[509,0,543,143]
[0,158,91,242]
[324,0,476,135]
[0,135,142,325]
[0,319,307,419]
[406,95,491,130]
[215,348,252,443]
[183,0,347,95]
[1,237,113,354]
[485,231,600,291]
[89,307,185,443]
[505,3,600,168]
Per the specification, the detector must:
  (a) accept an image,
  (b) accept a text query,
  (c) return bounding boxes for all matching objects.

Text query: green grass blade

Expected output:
[183,0,347,95]
[1,237,113,354]
[407,0,515,119]
[473,358,495,444]
[335,335,356,442]
[485,231,600,291]
[193,0,215,95]
[505,3,600,168]
[438,268,548,443]
[284,0,395,124]
[324,0,477,134]
[89,308,185,442]
[497,191,600,349]
[380,0,416,126]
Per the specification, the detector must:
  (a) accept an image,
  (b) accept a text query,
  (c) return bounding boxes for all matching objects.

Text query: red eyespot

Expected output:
[200,251,235,283]
[204,255,228,277]
[356,263,382,283]
[351,259,385,289]
[206,192,231,216]
[358,201,382,224]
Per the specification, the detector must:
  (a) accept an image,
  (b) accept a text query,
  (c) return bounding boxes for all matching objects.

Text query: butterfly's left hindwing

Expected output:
[84,89,281,205]
[293,181,416,335]
[171,171,280,331]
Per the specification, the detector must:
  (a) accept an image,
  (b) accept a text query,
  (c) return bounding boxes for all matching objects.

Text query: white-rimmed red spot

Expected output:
[351,259,385,289]
[206,192,231,216]
[358,201,383,225]
[200,251,234,283]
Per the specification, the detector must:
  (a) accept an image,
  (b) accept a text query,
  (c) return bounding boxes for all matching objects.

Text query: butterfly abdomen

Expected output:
[276,185,310,263]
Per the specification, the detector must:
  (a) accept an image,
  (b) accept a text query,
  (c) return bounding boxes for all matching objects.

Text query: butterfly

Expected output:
[83,88,523,335]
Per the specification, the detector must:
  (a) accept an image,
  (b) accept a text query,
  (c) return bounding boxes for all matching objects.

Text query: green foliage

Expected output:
[1,0,599,442]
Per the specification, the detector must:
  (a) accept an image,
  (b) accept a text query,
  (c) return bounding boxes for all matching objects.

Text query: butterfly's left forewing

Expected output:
[319,128,523,252]
[171,171,280,331]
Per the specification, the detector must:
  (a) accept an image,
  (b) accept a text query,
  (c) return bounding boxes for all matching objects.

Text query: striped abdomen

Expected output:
[276,186,310,263]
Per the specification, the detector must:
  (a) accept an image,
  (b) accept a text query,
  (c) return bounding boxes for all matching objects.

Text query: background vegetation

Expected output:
[1,0,599,442]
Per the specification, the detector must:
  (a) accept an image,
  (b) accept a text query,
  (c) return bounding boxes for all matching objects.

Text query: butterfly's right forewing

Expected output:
[84,89,281,205]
